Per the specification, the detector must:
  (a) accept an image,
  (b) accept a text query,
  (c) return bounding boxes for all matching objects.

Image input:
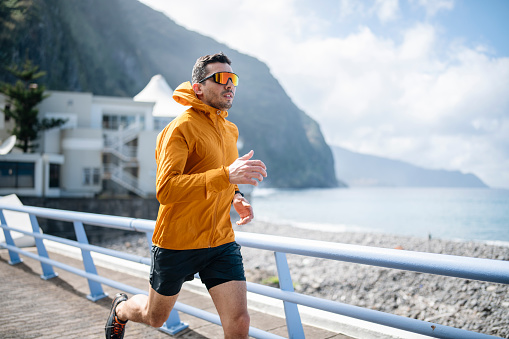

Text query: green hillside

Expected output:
[0,0,338,188]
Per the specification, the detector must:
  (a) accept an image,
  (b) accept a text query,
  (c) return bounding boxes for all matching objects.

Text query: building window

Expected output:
[0,161,35,188]
[4,104,11,122]
[49,163,60,188]
[102,114,136,130]
[83,167,100,186]
[92,168,100,185]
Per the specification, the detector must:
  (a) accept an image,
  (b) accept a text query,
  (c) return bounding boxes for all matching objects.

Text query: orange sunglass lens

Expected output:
[214,72,239,86]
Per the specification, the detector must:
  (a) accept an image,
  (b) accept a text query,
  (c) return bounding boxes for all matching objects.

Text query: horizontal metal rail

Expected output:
[0,204,154,232]
[1,225,151,266]
[1,203,508,339]
[235,232,509,284]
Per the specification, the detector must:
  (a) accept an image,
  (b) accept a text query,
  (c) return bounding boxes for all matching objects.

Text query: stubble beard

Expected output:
[217,101,232,110]
[209,94,233,111]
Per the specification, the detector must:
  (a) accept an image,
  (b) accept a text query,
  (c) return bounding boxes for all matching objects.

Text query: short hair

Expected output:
[192,52,232,84]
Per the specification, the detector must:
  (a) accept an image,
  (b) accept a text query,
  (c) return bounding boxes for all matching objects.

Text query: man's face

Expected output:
[196,62,236,111]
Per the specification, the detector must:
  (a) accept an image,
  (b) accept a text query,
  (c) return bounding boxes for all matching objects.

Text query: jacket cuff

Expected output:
[205,166,231,197]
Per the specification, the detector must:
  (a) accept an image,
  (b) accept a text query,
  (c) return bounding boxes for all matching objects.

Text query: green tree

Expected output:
[0,0,30,65]
[1,59,66,153]
[0,0,29,35]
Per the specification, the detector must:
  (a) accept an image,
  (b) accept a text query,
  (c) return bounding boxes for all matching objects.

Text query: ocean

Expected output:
[249,187,509,244]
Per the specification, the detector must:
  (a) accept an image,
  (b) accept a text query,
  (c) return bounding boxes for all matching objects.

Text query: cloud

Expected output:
[375,0,400,23]
[138,0,509,188]
[414,0,454,17]
[301,27,509,187]
[337,0,400,23]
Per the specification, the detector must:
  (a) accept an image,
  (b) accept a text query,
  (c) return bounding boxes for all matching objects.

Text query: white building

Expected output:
[0,75,187,198]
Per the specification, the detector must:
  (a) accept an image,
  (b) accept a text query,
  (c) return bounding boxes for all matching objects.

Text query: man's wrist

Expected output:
[232,190,244,204]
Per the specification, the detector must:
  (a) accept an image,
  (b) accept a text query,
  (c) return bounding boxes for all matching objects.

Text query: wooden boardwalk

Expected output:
[0,248,351,339]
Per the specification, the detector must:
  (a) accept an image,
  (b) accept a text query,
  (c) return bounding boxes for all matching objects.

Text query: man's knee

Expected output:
[146,312,171,328]
[238,312,250,332]
[145,287,179,328]
[238,311,250,327]
[144,304,173,328]
[225,311,250,336]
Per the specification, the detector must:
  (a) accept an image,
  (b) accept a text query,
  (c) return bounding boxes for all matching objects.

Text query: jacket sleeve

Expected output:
[155,126,231,205]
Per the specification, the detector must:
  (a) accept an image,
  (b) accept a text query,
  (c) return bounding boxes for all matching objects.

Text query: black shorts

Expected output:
[149,241,246,296]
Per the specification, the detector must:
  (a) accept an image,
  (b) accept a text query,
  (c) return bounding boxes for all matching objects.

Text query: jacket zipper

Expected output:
[208,110,226,247]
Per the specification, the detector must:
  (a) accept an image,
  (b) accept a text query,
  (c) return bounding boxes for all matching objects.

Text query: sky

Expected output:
[138,0,509,189]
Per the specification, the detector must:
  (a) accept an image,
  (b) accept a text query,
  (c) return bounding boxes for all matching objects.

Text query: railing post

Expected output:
[29,214,58,280]
[145,231,153,249]
[73,221,108,301]
[0,210,23,265]
[159,311,189,335]
[274,252,305,339]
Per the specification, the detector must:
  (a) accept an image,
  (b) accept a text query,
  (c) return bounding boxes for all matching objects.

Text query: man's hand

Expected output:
[233,194,254,225]
[229,150,267,186]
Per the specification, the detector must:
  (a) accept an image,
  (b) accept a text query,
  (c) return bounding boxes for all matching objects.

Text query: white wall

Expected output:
[42,128,62,154]
[137,130,158,195]
[0,94,15,142]
[61,129,103,196]
[0,93,5,131]
[38,91,93,128]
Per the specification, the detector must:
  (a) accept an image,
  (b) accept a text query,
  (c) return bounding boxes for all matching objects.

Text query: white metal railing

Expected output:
[103,145,137,161]
[1,204,508,339]
[102,122,144,197]
[103,121,142,148]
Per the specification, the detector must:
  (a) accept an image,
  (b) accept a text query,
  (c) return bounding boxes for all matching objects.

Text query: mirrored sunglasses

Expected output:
[199,72,239,86]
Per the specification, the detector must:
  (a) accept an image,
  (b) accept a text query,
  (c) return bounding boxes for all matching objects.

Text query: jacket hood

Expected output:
[173,81,228,118]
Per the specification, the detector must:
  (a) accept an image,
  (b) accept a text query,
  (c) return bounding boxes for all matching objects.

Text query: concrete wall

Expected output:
[0,94,17,142]
[38,91,93,128]
[0,94,5,132]
[137,130,158,194]
[61,129,103,196]
[42,128,62,154]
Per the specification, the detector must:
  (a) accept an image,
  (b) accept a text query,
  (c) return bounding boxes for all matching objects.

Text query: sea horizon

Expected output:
[249,186,509,245]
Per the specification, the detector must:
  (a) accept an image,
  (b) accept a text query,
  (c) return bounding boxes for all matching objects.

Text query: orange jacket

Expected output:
[152,81,239,250]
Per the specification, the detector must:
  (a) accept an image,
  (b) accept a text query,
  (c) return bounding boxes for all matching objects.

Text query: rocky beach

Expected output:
[97,220,509,338]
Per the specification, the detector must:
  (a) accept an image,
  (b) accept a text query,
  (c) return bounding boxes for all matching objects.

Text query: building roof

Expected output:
[134,75,188,118]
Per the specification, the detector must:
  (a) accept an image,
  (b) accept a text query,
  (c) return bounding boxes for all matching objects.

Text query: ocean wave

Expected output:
[483,240,509,248]
[254,216,373,234]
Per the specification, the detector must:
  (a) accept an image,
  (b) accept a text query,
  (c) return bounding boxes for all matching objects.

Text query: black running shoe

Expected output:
[105,293,128,339]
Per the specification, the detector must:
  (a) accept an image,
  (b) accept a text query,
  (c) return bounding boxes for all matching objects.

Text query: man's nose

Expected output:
[225,78,235,88]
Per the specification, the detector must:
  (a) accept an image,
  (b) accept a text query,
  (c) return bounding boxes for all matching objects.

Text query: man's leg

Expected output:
[116,287,179,328]
[208,281,250,339]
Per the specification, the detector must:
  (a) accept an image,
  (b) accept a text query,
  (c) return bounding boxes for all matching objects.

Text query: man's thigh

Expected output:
[208,280,248,320]
[145,286,180,325]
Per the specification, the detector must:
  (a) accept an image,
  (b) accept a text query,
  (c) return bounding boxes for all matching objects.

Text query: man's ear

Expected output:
[192,82,203,96]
